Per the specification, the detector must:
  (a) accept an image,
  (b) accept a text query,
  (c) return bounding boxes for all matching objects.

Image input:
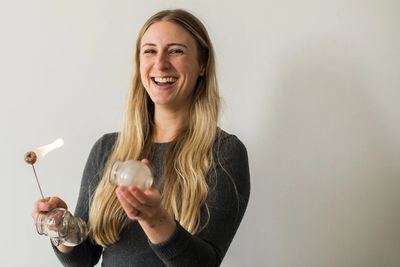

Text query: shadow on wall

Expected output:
[248,43,400,267]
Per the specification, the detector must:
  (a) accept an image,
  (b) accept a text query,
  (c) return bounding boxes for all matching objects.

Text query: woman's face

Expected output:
[139,21,203,111]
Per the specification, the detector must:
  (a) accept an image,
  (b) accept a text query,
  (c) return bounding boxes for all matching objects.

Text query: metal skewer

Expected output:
[31,164,45,200]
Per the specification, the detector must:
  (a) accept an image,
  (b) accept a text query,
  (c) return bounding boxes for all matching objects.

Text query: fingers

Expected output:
[118,186,159,205]
[116,189,141,220]
[32,197,68,222]
[115,186,161,220]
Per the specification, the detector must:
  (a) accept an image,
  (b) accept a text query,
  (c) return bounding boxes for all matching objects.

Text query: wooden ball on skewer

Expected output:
[24,151,37,165]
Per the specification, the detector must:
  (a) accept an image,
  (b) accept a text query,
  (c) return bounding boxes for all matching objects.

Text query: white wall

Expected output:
[1,0,399,266]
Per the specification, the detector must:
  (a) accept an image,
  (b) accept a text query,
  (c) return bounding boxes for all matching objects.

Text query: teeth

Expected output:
[154,77,177,83]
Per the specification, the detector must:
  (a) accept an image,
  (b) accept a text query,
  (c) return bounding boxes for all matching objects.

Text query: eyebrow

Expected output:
[141,43,188,49]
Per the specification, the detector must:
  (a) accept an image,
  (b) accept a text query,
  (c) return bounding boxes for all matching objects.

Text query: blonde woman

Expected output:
[32,9,250,266]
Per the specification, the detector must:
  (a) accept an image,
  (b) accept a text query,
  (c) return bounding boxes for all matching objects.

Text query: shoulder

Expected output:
[213,128,250,188]
[95,132,119,146]
[87,132,119,169]
[209,128,250,209]
[214,128,248,162]
[92,132,119,153]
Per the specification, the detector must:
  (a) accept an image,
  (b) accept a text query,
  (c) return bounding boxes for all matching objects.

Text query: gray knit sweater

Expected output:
[53,129,250,266]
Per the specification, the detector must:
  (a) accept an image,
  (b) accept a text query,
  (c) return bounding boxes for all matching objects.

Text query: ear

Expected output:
[199,64,205,76]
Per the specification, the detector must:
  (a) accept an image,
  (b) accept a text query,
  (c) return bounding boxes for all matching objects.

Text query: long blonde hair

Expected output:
[89,9,220,246]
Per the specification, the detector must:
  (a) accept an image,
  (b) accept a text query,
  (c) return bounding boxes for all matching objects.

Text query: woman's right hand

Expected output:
[32,197,75,253]
[32,196,68,223]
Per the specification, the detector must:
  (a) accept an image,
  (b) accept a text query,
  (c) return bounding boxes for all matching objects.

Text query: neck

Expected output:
[153,106,189,143]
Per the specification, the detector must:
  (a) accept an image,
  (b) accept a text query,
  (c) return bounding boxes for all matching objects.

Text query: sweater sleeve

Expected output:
[149,133,251,267]
[52,133,117,267]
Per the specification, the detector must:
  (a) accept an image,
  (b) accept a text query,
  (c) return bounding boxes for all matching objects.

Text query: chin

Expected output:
[150,97,171,106]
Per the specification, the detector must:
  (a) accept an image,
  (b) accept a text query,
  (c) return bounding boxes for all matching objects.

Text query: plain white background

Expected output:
[1,0,399,266]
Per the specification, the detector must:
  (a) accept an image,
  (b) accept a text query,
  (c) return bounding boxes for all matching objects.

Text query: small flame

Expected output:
[34,138,64,160]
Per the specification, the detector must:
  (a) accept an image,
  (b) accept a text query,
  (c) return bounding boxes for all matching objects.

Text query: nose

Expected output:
[155,52,171,70]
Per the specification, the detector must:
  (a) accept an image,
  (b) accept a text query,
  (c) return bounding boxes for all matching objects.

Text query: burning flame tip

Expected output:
[35,138,65,159]
[54,138,64,147]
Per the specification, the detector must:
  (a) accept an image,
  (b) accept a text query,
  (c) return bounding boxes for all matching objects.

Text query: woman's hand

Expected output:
[115,159,177,244]
[32,197,74,253]
[32,196,68,223]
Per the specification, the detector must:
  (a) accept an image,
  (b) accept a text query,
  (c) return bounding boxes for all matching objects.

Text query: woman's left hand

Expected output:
[115,159,177,244]
[116,184,163,222]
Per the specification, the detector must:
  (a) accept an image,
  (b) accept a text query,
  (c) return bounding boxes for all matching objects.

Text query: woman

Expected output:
[33,9,250,266]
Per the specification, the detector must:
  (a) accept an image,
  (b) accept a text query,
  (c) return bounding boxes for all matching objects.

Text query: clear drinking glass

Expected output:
[109,160,153,189]
[36,208,89,246]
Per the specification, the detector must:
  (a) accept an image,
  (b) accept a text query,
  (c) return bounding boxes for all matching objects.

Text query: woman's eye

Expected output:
[169,49,183,55]
[143,49,156,55]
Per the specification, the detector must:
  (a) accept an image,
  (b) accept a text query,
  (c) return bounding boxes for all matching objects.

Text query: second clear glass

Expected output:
[36,208,89,246]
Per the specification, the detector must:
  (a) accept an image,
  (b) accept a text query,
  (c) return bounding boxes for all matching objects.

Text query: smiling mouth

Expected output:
[151,77,178,86]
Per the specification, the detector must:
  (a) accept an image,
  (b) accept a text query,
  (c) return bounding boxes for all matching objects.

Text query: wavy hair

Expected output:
[89,9,220,246]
